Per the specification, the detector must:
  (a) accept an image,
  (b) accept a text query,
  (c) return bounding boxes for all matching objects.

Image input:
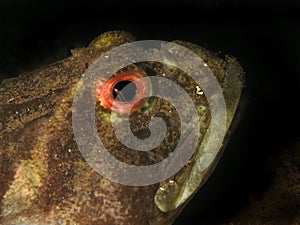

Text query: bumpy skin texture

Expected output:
[0,31,244,225]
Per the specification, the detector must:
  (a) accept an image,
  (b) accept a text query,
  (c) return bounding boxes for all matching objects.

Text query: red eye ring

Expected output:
[95,71,149,114]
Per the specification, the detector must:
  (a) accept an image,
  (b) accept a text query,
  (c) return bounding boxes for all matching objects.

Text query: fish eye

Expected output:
[113,80,137,102]
[95,71,149,114]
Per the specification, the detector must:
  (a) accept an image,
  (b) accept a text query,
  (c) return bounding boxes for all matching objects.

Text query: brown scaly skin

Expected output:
[0,31,244,225]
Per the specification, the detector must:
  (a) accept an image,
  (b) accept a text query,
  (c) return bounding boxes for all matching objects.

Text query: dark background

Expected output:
[0,0,299,224]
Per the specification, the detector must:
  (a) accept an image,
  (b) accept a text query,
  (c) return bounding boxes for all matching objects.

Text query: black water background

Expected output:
[0,1,299,224]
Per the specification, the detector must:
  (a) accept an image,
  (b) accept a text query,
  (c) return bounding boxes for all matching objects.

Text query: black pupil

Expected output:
[113,81,137,102]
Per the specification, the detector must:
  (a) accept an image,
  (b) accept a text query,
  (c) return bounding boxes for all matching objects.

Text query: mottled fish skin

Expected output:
[0,31,244,225]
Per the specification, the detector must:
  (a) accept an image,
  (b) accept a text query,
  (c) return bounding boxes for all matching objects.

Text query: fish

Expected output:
[0,31,244,224]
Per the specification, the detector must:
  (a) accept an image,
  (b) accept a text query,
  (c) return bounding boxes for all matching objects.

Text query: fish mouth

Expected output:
[154,56,245,214]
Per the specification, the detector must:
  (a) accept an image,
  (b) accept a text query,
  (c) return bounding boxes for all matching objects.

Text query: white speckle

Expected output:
[162,73,166,76]
[15,111,18,114]
[7,97,15,103]
[159,187,165,191]
[169,180,175,184]
[196,85,204,95]
[204,63,208,67]
[68,149,72,153]
[104,55,109,59]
